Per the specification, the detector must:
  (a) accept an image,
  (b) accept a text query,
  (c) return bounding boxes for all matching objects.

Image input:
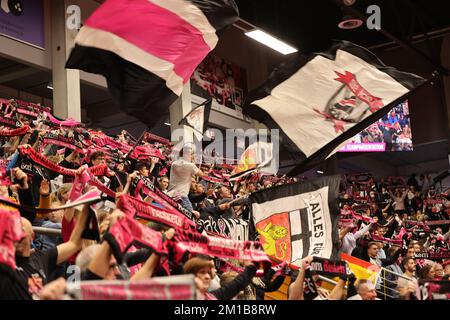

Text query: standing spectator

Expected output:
[168,148,204,213]
[88,151,106,167]
[419,264,436,281]
[397,257,418,300]
[339,217,377,255]
[407,174,419,191]
[389,188,408,214]
[158,176,169,194]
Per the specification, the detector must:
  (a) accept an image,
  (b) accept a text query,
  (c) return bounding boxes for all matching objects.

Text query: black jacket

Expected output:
[210,264,257,300]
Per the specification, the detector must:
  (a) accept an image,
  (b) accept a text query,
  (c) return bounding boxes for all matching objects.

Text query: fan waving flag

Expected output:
[66,0,239,128]
[244,41,426,176]
[250,175,340,267]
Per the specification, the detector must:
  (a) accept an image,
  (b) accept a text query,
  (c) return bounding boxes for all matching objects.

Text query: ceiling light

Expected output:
[343,0,357,6]
[317,170,324,175]
[338,17,364,29]
[245,30,298,55]
[338,3,363,30]
[164,122,171,126]
[47,81,53,90]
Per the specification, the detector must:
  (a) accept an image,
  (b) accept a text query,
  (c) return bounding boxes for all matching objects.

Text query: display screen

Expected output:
[340,101,413,152]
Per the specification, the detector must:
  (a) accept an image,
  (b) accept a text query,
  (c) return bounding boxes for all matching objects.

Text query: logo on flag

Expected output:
[315,71,385,133]
[244,40,426,175]
[251,175,341,267]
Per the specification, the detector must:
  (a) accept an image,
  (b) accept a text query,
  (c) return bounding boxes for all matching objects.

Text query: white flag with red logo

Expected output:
[244,41,426,176]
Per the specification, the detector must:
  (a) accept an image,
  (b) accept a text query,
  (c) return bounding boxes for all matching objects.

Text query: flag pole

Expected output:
[178,97,213,127]
[124,127,149,160]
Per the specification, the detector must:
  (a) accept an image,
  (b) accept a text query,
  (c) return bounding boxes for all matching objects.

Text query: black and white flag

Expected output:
[250,175,340,267]
[179,98,212,142]
[66,0,238,129]
[244,41,426,176]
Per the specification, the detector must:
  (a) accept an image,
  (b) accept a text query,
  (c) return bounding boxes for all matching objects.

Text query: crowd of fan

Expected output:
[0,99,448,300]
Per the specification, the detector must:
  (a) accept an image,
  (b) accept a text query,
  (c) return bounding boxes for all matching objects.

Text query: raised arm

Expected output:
[210,261,257,300]
[288,256,313,300]
[87,209,124,278]
[130,228,175,281]
[354,217,377,240]
[56,204,89,264]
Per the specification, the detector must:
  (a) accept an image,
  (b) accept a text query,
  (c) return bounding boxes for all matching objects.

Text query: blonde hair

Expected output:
[220,271,238,287]
[56,183,72,202]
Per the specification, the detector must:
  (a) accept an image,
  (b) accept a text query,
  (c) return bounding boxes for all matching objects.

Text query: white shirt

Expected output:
[348,294,380,300]
[340,223,373,255]
[168,159,199,197]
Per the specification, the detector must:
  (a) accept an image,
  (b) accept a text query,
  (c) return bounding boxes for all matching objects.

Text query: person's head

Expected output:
[90,151,106,166]
[367,242,379,259]
[387,246,400,260]
[56,183,72,203]
[179,147,195,162]
[245,182,256,193]
[195,183,205,194]
[220,271,238,287]
[433,263,444,279]
[134,162,149,177]
[190,179,197,193]
[435,227,443,235]
[406,245,416,258]
[47,202,63,223]
[357,280,377,300]
[76,244,121,280]
[444,263,450,276]
[402,257,416,274]
[183,257,214,293]
[14,217,34,257]
[413,242,421,253]
[218,186,232,199]
[158,176,169,191]
[419,264,435,280]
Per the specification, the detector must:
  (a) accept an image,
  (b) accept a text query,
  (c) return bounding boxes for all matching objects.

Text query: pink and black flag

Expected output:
[66,0,239,128]
[244,41,427,176]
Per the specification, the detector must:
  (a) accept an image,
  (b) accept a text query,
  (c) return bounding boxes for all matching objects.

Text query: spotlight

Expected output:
[46,82,53,90]
[338,7,364,30]
[338,0,363,30]
[338,17,364,30]
[342,0,357,6]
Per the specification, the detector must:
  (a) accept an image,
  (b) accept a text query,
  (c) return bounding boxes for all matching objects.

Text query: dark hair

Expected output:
[368,241,378,249]
[90,151,105,161]
[134,161,147,172]
[419,264,433,280]
[401,257,414,270]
